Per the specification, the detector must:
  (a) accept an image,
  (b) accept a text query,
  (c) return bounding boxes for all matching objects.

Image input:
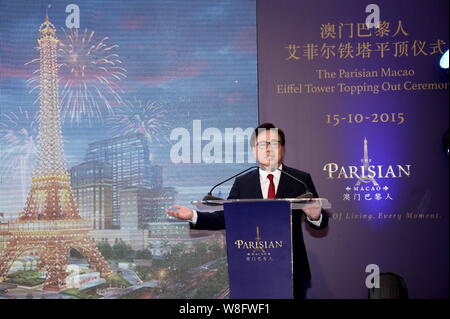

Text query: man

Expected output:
[167,123,328,298]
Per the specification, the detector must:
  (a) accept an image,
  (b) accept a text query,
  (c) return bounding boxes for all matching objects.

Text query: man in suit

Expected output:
[167,123,328,298]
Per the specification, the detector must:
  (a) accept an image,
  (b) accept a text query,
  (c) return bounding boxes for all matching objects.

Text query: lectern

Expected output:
[192,198,331,299]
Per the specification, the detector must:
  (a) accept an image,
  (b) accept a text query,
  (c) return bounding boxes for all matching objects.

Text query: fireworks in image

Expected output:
[26,28,127,125]
[0,107,38,201]
[109,98,169,145]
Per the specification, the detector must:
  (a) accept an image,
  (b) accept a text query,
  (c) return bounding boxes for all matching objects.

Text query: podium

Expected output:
[192,198,331,299]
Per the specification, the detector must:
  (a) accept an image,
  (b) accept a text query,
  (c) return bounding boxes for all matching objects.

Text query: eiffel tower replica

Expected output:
[355,138,379,187]
[0,16,112,291]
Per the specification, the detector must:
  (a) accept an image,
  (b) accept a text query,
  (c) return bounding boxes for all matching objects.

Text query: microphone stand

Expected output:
[260,165,314,199]
[202,166,259,201]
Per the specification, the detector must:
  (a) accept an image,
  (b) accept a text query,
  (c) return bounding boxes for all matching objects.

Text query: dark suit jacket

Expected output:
[191,165,328,295]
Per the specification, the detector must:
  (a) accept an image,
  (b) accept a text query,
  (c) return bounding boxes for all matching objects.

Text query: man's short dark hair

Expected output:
[250,123,286,147]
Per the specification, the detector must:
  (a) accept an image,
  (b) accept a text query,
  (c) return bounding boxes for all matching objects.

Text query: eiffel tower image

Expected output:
[355,138,379,187]
[253,226,266,254]
[0,16,112,291]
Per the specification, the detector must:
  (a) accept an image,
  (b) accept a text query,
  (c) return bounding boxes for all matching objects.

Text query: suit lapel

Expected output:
[276,168,289,199]
[253,170,263,199]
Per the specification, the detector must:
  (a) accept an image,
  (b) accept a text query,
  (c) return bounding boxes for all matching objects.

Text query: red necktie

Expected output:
[267,174,276,199]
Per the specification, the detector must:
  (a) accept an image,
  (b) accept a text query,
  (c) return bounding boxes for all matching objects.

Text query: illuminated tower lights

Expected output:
[0,16,113,291]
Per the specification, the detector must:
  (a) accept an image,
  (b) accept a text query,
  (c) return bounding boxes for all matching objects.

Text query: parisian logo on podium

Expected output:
[234,226,283,262]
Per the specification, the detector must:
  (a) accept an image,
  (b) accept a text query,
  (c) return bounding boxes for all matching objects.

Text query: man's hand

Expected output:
[302,201,322,221]
[166,205,194,221]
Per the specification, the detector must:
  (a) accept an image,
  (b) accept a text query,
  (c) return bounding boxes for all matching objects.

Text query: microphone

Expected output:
[261,165,314,199]
[203,166,259,201]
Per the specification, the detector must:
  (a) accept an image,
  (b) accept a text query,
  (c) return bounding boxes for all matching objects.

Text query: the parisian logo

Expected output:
[323,138,412,202]
[234,226,282,262]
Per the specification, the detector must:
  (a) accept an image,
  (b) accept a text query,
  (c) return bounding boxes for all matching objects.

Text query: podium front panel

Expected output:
[224,200,293,299]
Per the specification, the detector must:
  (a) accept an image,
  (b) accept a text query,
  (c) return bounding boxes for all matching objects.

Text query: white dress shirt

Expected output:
[258,164,282,198]
[190,164,322,226]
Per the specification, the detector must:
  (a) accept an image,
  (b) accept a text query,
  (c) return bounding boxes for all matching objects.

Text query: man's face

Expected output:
[253,129,284,168]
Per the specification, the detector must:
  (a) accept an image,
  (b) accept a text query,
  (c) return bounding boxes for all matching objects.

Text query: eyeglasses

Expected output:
[256,140,282,149]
